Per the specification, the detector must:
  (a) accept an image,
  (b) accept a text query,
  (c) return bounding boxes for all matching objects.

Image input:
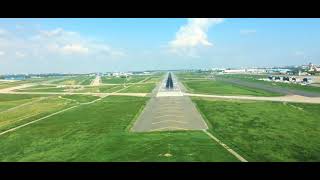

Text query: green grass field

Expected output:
[0,95,77,133]
[192,97,320,161]
[101,75,151,84]
[119,83,156,93]
[16,87,70,92]
[0,96,238,162]
[49,76,93,85]
[220,74,320,94]
[21,85,57,89]
[182,80,282,96]
[0,77,62,90]
[76,85,124,93]
[101,77,126,84]
[79,76,95,85]
[0,81,33,90]
[143,76,162,83]
[175,72,210,80]
[1,72,318,162]
[0,94,49,112]
[60,95,100,103]
[126,76,150,83]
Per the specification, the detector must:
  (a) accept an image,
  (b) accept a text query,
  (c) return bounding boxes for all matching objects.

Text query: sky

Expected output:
[0,18,320,74]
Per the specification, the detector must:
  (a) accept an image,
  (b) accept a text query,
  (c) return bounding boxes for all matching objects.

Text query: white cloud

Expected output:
[88,43,126,58]
[36,28,124,58]
[39,28,64,37]
[0,51,5,56]
[240,29,257,35]
[0,29,7,35]
[169,18,223,56]
[61,43,89,54]
[0,27,125,60]
[15,51,26,58]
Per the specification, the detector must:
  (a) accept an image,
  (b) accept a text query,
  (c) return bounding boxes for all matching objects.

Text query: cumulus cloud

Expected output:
[0,29,7,35]
[240,29,257,35]
[0,27,125,60]
[39,28,65,37]
[15,51,26,58]
[61,43,89,54]
[169,18,223,56]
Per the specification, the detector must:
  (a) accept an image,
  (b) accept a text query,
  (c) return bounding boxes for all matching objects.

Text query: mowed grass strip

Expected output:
[0,96,238,162]
[183,80,282,96]
[192,97,320,161]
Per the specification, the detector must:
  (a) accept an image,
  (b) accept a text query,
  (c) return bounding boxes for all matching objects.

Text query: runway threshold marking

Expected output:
[154,113,184,117]
[159,108,183,113]
[156,109,183,113]
[152,120,187,125]
[150,126,188,132]
[203,129,248,162]
[154,115,184,119]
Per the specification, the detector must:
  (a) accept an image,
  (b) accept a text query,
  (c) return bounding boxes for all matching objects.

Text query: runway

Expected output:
[131,72,208,132]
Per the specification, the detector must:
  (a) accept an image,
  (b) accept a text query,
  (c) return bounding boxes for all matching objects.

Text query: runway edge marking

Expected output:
[203,129,248,162]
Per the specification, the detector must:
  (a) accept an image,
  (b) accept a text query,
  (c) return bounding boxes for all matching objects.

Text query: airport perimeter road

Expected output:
[131,73,208,132]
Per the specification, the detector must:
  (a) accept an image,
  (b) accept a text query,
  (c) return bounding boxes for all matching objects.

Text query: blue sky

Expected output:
[0,18,320,74]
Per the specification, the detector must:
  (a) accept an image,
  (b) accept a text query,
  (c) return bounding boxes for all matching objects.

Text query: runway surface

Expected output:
[131,73,208,132]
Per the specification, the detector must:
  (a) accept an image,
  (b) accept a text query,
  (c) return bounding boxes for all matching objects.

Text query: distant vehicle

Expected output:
[283,77,290,81]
